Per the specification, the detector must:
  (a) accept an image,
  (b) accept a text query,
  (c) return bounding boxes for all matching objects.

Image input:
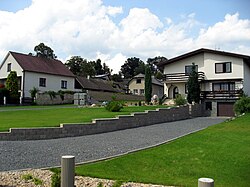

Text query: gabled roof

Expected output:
[76,76,123,92]
[128,73,163,86]
[8,51,75,77]
[159,48,250,66]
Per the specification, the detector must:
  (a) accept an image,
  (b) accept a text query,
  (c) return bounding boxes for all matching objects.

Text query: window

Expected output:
[185,65,198,75]
[7,63,11,72]
[140,89,144,95]
[136,79,141,84]
[133,89,138,95]
[185,84,188,94]
[39,78,46,87]
[215,62,231,73]
[212,82,235,91]
[61,80,67,89]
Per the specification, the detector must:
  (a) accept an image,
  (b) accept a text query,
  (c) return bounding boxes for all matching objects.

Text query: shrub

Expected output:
[29,87,39,99]
[51,171,61,187]
[105,101,123,112]
[45,91,57,100]
[174,94,187,106]
[234,95,250,115]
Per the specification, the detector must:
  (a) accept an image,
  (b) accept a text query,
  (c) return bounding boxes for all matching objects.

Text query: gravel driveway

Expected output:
[0,117,226,171]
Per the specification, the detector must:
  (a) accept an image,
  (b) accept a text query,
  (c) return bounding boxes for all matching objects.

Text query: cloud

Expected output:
[196,13,250,48]
[0,0,250,74]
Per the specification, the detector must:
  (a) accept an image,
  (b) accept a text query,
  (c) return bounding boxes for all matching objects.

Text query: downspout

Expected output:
[22,70,25,98]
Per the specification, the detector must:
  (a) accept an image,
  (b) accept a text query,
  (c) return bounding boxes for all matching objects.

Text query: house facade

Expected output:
[161,48,250,116]
[0,51,75,99]
[128,73,164,98]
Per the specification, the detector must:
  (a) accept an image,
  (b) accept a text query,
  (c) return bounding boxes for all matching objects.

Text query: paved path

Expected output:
[0,117,226,171]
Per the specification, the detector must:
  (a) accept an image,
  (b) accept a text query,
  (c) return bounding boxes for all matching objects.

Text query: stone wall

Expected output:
[36,93,73,105]
[0,104,206,141]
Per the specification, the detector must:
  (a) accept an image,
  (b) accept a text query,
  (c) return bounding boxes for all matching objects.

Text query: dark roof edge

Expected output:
[161,48,250,66]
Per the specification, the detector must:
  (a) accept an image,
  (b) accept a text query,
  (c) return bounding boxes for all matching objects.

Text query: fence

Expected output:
[0,104,207,141]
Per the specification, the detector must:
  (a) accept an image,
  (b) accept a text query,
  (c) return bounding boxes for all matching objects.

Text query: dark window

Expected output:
[140,89,144,95]
[61,80,67,89]
[215,62,231,73]
[185,65,198,75]
[205,102,212,110]
[7,63,11,72]
[212,82,235,91]
[39,78,46,87]
[136,79,141,84]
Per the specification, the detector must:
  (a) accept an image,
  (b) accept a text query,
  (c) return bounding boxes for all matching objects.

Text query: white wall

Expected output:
[164,54,204,74]
[24,72,75,97]
[203,53,244,80]
[0,53,23,78]
[243,62,250,95]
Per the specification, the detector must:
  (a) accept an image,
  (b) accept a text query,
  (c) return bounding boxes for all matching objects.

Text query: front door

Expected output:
[173,87,179,98]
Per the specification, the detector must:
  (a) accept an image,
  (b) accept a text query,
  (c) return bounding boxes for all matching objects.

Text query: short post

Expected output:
[198,178,214,187]
[20,97,22,105]
[3,96,6,105]
[61,155,75,187]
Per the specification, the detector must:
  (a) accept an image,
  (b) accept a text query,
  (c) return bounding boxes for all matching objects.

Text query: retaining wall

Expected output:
[0,104,205,141]
[36,93,73,105]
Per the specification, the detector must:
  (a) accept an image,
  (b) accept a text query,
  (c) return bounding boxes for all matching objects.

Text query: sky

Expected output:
[0,0,250,74]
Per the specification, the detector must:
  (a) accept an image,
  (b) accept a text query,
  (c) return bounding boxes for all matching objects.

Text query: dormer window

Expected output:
[7,63,11,72]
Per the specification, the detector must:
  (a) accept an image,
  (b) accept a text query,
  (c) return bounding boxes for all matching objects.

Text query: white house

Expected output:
[161,48,250,116]
[0,51,75,99]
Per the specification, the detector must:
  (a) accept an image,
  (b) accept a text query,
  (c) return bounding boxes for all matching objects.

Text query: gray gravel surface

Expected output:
[0,117,226,171]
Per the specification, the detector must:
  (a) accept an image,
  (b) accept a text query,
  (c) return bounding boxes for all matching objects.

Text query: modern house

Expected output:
[160,48,250,116]
[128,73,164,98]
[0,51,75,100]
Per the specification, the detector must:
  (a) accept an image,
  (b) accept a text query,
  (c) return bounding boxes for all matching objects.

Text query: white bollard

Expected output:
[61,155,75,187]
[3,96,6,105]
[198,178,214,187]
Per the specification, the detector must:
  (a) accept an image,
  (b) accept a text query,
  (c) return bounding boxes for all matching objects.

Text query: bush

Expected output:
[234,95,250,115]
[51,171,61,187]
[174,94,187,106]
[105,101,123,112]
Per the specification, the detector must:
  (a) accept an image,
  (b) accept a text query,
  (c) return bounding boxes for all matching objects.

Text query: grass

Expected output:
[0,105,169,131]
[75,113,250,187]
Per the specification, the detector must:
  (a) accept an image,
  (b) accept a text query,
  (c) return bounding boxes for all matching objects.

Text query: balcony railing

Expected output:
[163,72,205,83]
[200,90,243,100]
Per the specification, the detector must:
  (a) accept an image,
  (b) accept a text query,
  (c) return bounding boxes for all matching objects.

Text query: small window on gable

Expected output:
[136,79,141,84]
[215,62,231,73]
[7,63,11,72]
[39,78,46,87]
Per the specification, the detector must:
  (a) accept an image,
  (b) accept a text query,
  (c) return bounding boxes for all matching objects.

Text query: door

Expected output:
[173,87,179,98]
[217,102,235,116]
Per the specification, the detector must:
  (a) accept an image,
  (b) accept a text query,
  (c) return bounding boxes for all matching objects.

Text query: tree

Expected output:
[147,56,167,74]
[187,63,200,104]
[6,71,19,98]
[111,73,123,82]
[65,56,84,75]
[144,65,152,104]
[121,57,145,79]
[34,43,56,59]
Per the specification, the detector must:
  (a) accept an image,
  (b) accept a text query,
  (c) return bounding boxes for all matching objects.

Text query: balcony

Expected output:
[163,72,205,83]
[200,90,243,100]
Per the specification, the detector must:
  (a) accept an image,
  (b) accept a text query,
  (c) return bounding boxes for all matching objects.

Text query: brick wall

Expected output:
[36,93,73,105]
[0,104,205,141]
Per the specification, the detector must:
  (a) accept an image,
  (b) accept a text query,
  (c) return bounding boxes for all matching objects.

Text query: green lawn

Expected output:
[0,105,168,131]
[75,114,250,187]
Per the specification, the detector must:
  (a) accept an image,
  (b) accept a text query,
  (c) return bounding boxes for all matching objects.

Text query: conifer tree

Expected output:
[187,63,200,104]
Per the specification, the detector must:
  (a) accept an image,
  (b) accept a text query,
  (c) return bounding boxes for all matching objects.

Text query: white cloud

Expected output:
[0,0,250,74]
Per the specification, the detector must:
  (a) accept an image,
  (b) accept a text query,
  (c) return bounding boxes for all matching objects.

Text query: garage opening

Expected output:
[217,102,235,117]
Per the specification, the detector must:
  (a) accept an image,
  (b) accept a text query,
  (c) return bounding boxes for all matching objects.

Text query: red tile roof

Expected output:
[10,51,75,77]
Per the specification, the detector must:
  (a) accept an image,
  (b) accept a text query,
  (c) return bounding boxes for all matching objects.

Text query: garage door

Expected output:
[217,102,235,117]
